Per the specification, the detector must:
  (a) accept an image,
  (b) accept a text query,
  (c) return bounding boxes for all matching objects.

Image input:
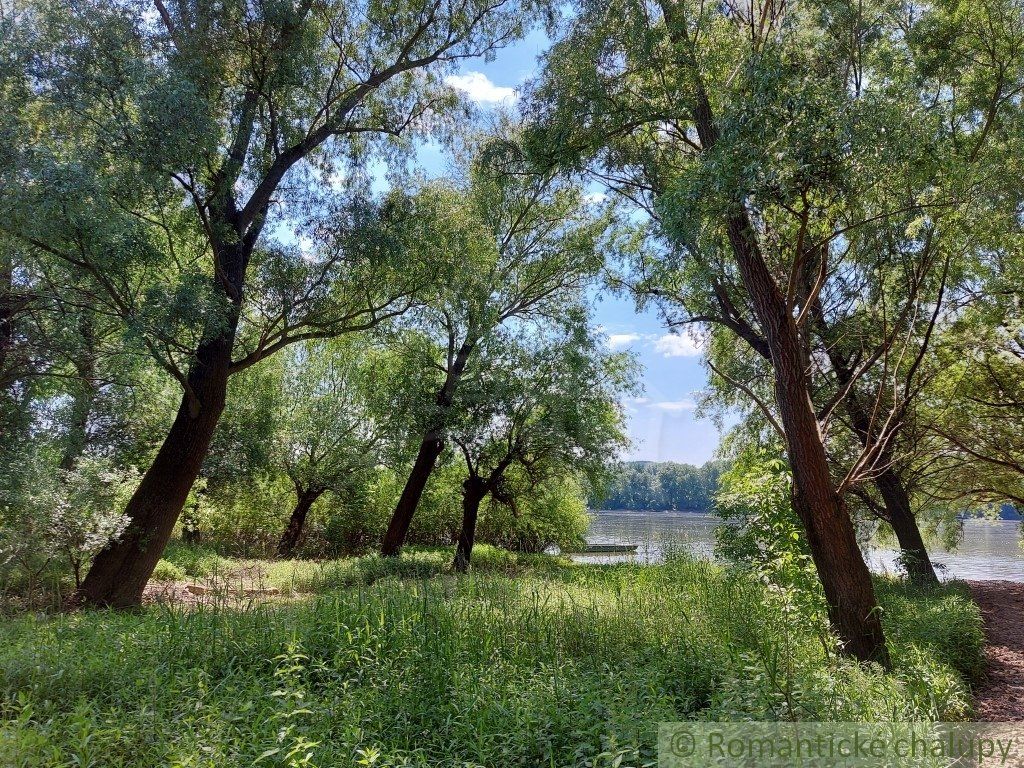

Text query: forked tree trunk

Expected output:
[381,436,445,556]
[75,227,246,608]
[75,317,238,608]
[277,488,324,559]
[454,478,487,573]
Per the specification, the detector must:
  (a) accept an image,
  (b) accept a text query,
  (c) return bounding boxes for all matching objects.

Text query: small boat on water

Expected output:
[568,543,639,554]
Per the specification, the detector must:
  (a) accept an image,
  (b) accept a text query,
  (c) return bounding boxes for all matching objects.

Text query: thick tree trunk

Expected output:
[381,339,475,556]
[658,2,886,662]
[74,221,248,609]
[276,488,323,559]
[454,478,487,573]
[381,436,445,556]
[727,221,889,666]
[75,325,236,608]
[874,469,939,586]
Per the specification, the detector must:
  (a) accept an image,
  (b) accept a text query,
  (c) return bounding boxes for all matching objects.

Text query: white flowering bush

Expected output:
[0,454,138,603]
[46,458,137,587]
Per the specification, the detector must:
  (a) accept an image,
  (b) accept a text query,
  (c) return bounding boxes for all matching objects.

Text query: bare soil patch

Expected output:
[143,564,282,608]
[969,581,1024,721]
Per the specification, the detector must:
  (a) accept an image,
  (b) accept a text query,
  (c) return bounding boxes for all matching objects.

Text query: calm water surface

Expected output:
[579,509,1024,582]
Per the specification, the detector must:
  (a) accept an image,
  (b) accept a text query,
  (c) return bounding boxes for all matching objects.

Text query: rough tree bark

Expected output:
[454,476,488,573]
[76,331,234,607]
[277,487,324,559]
[381,340,475,556]
[75,239,245,608]
[654,5,889,662]
[725,213,889,664]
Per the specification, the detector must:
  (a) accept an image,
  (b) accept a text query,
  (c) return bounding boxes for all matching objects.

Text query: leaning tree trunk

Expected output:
[727,219,889,666]
[277,488,324,559]
[381,435,445,556]
[454,478,487,573]
[75,330,234,608]
[874,469,939,586]
[381,340,475,556]
[76,235,245,609]
[659,16,888,662]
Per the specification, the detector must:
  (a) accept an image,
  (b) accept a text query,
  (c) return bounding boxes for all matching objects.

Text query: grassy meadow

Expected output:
[0,548,984,768]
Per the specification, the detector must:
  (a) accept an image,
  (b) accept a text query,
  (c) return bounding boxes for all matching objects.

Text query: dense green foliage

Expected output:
[1,0,1021,755]
[0,553,983,767]
[526,0,1024,654]
[596,460,727,511]
[1,459,593,606]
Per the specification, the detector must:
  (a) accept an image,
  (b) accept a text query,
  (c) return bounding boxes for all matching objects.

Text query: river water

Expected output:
[579,509,1024,582]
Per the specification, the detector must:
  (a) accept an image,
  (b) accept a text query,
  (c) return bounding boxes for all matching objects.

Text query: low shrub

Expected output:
[149,560,185,583]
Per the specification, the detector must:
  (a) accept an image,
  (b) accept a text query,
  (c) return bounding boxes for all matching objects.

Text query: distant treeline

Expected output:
[594,460,730,511]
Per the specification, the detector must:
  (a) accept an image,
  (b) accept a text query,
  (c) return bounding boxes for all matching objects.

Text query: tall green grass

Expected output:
[0,554,983,768]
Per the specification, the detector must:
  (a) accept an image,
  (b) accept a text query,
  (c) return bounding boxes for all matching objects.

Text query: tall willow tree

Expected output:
[1,0,534,607]
[526,0,1016,661]
[379,137,607,556]
[449,323,632,571]
[273,341,382,558]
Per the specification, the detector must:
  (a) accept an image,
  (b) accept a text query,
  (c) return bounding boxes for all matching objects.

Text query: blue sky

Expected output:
[393,31,723,465]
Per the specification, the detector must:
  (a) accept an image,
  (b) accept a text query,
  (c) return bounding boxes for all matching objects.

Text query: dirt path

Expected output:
[969,581,1024,721]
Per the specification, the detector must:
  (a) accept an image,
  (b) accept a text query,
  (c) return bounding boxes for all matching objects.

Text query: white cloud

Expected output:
[584,191,608,204]
[621,395,650,413]
[445,72,517,105]
[650,400,697,412]
[607,333,641,349]
[652,332,701,358]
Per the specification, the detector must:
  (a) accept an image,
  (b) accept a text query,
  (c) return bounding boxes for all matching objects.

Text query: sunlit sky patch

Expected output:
[373,29,724,464]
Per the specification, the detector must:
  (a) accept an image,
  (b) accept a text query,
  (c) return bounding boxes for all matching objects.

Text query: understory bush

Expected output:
[0,455,138,608]
[477,474,591,553]
[0,554,983,768]
[179,461,594,562]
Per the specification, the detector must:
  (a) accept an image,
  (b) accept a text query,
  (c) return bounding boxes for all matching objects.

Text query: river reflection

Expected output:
[578,509,1024,582]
